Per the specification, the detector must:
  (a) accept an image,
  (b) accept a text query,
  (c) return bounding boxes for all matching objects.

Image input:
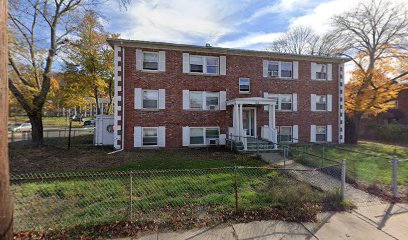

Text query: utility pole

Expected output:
[0,0,13,239]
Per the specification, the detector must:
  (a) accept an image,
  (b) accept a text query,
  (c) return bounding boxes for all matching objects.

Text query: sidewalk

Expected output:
[117,203,408,239]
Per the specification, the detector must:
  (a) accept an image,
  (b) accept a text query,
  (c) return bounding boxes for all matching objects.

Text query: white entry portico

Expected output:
[227,97,278,150]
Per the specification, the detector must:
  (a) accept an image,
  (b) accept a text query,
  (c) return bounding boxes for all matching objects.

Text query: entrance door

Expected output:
[243,108,256,137]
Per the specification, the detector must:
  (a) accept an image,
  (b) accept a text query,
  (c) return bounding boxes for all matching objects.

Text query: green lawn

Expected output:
[287,141,408,185]
[12,167,340,232]
[9,116,94,127]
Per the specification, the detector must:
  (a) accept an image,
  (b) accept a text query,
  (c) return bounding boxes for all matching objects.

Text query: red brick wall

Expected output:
[397,88,408,124]
[121,47,340,149]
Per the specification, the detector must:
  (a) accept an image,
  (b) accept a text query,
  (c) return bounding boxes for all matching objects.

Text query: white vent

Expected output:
[208,105,217,110]
[207,139,219,145]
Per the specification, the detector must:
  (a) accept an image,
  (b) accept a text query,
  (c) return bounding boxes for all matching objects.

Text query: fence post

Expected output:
[341,159,346,200]
[234,166,238,212]
[392,157,399,199]
[68,120,72,149]
[321,144,325,167]
[130,173,133,222]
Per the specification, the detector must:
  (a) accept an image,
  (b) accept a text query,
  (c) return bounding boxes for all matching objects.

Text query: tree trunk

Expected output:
[94,87,100,115]
[345,113,362,144]
[28,111,43,145]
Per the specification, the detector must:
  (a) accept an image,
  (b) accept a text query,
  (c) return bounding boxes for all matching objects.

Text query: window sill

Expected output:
[186,109,221,111]
[186,72,220,77]
[141,145,160,149]
[141,69,163,73]
[264,77,297,80]
[140,108,161,112]
[277,110,293,112]
[311,79,330,81]
[313,110,328,112]
[239,91,251,95]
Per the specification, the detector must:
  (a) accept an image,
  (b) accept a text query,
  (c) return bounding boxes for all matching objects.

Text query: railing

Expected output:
[261,126,277,144]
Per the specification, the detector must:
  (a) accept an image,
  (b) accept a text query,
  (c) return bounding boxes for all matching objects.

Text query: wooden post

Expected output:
[0,0,13,238]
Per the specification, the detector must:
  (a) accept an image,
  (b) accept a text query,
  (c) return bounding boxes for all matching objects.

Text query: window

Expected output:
[280,94,293,111]
[190,55,219,74]
[206,128,220,139]
[316,95,327,111]
[143,52,159,70]
[142,128,158,146]
[206,92,219,110]
[189,91,219,110]
[239,78,250,93]
[316,64,327,80]
[268,61,279,77]
[189,127,220,145]
[143,90,158,109]
[190,56,204,73]
[190,128,204,145]
[278,126,292,142]
[280,62,293,78]
[206,57,219,74]
[316,126,327,142]
[190,92,203,109]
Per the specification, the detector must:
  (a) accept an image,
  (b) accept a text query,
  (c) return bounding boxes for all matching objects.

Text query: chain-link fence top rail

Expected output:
[11,166,342,233]
[277,138,408,202]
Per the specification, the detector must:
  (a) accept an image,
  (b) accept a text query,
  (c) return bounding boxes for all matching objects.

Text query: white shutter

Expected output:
[158,51,166,72]
[327,94,332,112]
[182,90,190,110]
[182,53,190,73]
[292,93,297,112]
[202,92,207,110]
[134,88,142,109]
[327,64,333,81]
[158,126,166,147]
[263,60,269,77]
[311,94,316,112]
[311,62,316,80]
[220,56,226,75]
[134,127,142,147]
[136,49,143,70]
[182,127,190,146]
[293,125,299,143]
[220,91,227,110]
[310,125,316,143]
[219,134,226,145]
[293,61,299,79]
[327,125,332,142]
[158,89,166,109]
[264,92,269,111]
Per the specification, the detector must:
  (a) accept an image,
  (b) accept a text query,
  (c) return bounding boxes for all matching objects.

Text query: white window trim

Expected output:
[142,51,159,71]
[315,125,327,143]
[315,95,328,112]
[266,61,294,79]
[239,78,251,94]
[188,91,220,111]
[278,94,293,112]
[277,126,293,143]
[142,127,158,147]
[189,55,220,75]
[142,90,159,110]
[189,127,220,146]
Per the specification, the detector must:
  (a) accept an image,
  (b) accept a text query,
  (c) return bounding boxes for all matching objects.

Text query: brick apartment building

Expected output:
[107,39,347,150]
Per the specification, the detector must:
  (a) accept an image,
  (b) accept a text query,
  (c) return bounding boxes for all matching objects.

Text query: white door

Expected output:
[243,108,256,137]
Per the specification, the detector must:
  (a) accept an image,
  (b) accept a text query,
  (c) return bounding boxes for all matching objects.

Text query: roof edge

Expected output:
[107,38,349,63]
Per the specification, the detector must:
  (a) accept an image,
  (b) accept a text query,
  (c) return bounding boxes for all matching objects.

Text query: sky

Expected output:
[100,0,379,50]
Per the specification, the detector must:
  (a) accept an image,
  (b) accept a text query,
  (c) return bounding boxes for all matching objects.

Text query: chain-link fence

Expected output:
[279,141,408,203]
[11,166,344,237]
[8,128,94,148]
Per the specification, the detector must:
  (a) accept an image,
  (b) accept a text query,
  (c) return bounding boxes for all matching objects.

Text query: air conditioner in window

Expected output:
[208,105,218,110]
[207,138,219,145]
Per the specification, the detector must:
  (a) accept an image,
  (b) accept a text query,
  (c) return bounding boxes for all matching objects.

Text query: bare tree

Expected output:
[268,26,341,56]
[332,0,408,143]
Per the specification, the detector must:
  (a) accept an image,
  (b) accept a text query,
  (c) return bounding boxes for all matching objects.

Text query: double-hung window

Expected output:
[142,128,158,146]
[190,55,219,74]
[143,52,159,70]
[316,95,327,111]
[190,128,204,145]
[315,64,327,80]
[239,78,250,93]
[189,127,220,145]
[267,61,279,77]
[189,91,203,109]
[278,126,292,142]
[279,94,293,111]
[143,90,159,109]
[280,62,293,78]
[316,126,327,142]
[206,92,219,110]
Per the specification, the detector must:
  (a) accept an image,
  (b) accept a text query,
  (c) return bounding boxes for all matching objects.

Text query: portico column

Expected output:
[239,104,243,140]
[233,104,238,138]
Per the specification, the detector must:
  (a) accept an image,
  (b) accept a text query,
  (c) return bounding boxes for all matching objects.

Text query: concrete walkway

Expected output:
[117,203,408,239]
